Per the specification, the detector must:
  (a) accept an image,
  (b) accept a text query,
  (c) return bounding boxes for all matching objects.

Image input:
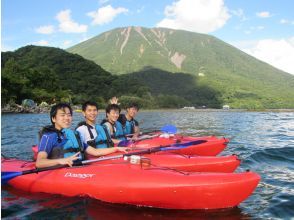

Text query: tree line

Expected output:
[1,45,222,109]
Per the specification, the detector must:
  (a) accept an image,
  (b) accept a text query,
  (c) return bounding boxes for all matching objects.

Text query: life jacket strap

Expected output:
[63,147,80,153]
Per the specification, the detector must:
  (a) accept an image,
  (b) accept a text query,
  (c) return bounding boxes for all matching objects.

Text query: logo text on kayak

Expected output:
[64,172,95,179]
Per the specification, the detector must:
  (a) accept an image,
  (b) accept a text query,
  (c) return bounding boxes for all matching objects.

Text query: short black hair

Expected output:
[127,102,139,111]
[82,101,99,112]
[50,103,72,124]
[106,104,121,114]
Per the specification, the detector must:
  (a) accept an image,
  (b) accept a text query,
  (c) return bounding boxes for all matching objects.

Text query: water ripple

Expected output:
[2,111,294,219]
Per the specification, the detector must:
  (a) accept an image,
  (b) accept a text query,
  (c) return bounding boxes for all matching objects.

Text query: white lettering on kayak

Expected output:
[64,172,95,179]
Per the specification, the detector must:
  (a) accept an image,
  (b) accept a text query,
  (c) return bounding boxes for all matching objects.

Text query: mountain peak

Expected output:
[67,26,294,108]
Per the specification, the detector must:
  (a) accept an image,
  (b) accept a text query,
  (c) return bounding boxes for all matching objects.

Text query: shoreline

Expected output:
[2,107,294,114]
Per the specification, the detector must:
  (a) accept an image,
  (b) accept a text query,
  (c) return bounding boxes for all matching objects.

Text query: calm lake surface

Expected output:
[1,110,294,219]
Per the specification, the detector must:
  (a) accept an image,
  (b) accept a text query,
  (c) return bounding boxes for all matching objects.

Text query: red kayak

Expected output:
[31,145,240,173]
[2,158,260,210]
[125,135,229,156]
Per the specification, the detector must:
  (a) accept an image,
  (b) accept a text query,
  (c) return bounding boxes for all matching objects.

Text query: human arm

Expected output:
[35,151,80,168]
[109,97,119,104]
[85,146,128,157]
[131,120,140,140]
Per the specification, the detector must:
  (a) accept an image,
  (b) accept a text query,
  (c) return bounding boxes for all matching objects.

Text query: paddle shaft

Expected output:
[77,139,206,165]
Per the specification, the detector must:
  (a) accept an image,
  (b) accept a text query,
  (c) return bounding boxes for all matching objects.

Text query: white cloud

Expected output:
[230,8,248,21]
[156,0,230,33]
[87,5,128,26]
[237,38,294,75]
[256,11,271,18]
[35,25,55,34]
[32,40,50,46]
[280,19,294,25]
[56,9,87,33]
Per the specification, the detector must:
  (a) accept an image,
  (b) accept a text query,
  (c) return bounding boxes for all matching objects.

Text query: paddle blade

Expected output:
[1,171,23,184]
[179,140,206,147]
[161,125,177,134]
[160,140,207,151]
[118,140,132,147]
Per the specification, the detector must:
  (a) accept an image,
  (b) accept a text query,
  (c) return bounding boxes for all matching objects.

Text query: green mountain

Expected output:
[2,46,219,108]
[67,26,294,109]
[1,46,119,105]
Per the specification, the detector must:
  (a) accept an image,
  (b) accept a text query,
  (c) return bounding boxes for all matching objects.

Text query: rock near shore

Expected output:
[2,103,51,113]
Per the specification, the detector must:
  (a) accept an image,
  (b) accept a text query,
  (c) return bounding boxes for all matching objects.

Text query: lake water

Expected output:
[1,110,294,219]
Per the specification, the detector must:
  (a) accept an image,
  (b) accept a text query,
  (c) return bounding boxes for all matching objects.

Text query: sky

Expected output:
[2,0,294,74]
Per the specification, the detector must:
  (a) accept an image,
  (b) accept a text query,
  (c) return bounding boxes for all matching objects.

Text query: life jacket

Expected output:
[41,126,85,160]
[124,119,136,135]
[62,128,85,159]
[76,121,113,149]
[95,124,114,148]
[102,120,126,140]
[118,114,138,136]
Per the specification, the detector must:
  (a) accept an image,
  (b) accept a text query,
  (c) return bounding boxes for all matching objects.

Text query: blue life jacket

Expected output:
[124,120,135,135]
[43,127,85,160]
[113,121,126,140]
[76,121,114,149]
[102,120,126,141]
[118,114,138,136]
[95,124,114,148]
[62,128,84,159]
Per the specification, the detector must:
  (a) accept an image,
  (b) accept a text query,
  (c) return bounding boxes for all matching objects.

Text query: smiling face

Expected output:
[107,109,120,123]
[52,108,72,130]
[83,105,98,125]
[126,107,138,119]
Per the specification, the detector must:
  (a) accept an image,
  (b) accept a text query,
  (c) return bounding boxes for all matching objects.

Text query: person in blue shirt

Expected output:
[36,103,127,168]
[76,101,114,149]
[118,102,140,139]
[101,104,126,144]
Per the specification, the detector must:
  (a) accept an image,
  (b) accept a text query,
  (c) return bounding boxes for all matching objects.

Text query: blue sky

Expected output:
[2,0,294,74]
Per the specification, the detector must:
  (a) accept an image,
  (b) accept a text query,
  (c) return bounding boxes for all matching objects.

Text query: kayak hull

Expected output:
[32,145,240,172]
[2,159,260,210]
[129,135,229,156]
[98,154,240,173]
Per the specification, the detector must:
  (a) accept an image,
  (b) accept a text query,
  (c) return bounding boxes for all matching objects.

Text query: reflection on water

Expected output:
[1,110,294,219]
[2,185,251,220]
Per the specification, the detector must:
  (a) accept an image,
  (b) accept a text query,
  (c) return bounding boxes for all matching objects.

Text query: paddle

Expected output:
[2,139,206,184]
[119,124,178,147]
[125,124,177,138]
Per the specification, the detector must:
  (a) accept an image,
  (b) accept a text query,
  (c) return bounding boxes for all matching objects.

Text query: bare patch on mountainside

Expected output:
[135,27,151,46]
[151,28,167,46]
[120,27,131,54]
[170,52,186,69]
[139,44,144,56]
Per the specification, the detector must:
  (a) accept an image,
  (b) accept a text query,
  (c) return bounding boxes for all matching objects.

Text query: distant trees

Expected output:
[4,45,291,109]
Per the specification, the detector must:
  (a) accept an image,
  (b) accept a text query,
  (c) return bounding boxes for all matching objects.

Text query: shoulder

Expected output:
[76,125,88,133]
[115,121,123,126]
[39,132,58,151]
[118,114,126,121]
[103,122,112,131]
[75,121,87,130]
[40,131,57,140]
[133,119,139,126]
[100,118,108,125]
[118,114,127,125]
